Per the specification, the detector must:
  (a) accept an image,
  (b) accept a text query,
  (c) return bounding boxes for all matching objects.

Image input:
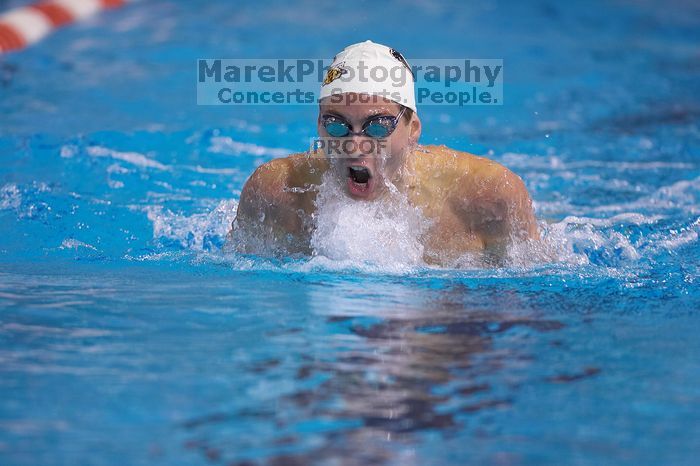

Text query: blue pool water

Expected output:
[1,0,699,464]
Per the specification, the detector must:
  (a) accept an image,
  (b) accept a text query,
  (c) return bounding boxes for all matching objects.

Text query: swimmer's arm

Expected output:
[453,165,539,254]
[232,157,311,254]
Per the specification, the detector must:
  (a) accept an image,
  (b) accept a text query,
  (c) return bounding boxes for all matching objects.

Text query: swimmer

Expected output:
[230,41,539,265]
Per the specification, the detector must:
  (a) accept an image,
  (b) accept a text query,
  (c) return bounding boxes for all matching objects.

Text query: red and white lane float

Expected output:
[0,0,131,53]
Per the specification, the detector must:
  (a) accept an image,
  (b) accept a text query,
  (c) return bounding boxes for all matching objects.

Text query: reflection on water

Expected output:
[180,282,578,465]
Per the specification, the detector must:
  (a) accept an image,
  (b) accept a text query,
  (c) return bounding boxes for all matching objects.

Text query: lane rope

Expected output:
[0,0,133,54]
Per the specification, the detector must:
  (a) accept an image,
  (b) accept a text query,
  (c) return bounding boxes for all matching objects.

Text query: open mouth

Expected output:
[348,166,371,184]
[346,165,374,197]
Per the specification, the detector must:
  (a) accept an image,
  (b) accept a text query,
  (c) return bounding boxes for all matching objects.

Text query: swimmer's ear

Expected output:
[409,113,421,144]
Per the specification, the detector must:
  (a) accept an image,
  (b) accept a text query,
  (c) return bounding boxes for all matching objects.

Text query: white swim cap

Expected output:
[319,40,417,113]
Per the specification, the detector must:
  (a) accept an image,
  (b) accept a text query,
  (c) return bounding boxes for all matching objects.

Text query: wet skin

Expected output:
[231,95,539,265]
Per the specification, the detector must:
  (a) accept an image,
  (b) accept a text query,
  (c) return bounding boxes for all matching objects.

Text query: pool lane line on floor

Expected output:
[0,0,134,54]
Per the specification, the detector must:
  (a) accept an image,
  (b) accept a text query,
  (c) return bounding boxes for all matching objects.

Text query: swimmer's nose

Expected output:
[347,134,374,157]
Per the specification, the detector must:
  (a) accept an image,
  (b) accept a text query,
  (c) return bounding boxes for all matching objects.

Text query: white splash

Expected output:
[594,175,700,214]
[140,168,698,272]
[145,199,238,251]
[0,183,22,210]
[652,217,700,252]
[86,146,170,171]
[59,239,98,251]
[208,136,290,158]
[309,173,431,272]
[500,152,696,171]
[507,211,693,268]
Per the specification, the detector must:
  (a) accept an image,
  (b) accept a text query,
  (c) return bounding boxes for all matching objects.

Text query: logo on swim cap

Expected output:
[390,48,414,80]
[323,63,348,86]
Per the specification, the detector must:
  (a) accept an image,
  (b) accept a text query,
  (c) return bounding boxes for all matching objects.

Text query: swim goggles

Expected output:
[321,106,406,138]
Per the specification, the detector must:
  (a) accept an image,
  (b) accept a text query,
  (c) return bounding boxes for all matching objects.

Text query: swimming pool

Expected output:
[1,0,699,464]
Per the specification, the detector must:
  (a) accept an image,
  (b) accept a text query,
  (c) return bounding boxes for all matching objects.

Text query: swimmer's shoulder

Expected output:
[415,144,531,207]
[418,145,538,239]
[286,151,329,178]
[241,152,328,213]
[413,144,500,184]
[417,144,498,171]
[246,151,328,188]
